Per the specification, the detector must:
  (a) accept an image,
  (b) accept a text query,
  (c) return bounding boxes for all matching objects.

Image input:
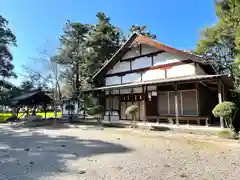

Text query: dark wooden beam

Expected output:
[120,50,164,62]
[106,60,192,77]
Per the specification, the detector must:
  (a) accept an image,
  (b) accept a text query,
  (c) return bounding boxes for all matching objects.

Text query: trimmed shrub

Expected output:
[125,105,138,116]
[212,101,236,128]
[212,101,236,118]
[87,105,104,116]
[87,105,104,124]
[125,105,138,128]
[216,129,232,139]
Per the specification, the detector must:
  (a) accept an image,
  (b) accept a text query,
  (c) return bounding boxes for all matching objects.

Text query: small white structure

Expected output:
[61,98,79,118]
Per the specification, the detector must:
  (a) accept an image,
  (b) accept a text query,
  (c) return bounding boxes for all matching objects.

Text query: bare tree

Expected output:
[22,44,63,121]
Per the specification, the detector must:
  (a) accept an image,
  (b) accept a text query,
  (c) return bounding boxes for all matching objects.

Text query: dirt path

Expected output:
[0,124,239,180]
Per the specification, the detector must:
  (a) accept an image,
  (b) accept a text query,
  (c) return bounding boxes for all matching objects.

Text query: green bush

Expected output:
[87,105,104,124]
[216,129,232,139]
[125,105,138,116]
[87,105,104,116]
[212,101,236,118]
[212,101,236,128]
[125,105,138,128]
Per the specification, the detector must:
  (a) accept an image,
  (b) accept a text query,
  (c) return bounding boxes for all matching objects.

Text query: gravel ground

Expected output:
[0,123,240,180]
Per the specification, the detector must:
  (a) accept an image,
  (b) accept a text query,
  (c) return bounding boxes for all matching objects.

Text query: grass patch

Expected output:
[216,129,239,139]
[216,129,233,139]
[0,112,62,122]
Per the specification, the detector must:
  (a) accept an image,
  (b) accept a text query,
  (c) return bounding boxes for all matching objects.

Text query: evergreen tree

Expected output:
[57,21,90,95]
[0,15,17,89]
[195,0,240,75]
[20,80,34,92]
[86,12,122,81]
[129,25,157,39]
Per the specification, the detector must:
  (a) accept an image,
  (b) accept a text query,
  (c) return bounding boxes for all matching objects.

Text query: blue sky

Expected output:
[1,0,216,85]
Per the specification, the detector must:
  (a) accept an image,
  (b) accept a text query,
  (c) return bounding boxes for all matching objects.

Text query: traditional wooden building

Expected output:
[83,33,233,128]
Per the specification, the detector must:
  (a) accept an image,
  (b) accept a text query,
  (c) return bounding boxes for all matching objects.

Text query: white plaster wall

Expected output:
[141,44,159,55]
[112,89,119,94]
[105,76,121,86]
[147,85,157,91]
[107,61,130,74]
[122,73,141,84]
[133,87,142,93]
[142,69,165,81]
[166,63,195,78]
[107,48,188,76]
[105,89,119,94]
[153,52,185,66]
[122,46,140,59]
[120,88,131,94]
[132,56,151,70]
[195,64,206,75]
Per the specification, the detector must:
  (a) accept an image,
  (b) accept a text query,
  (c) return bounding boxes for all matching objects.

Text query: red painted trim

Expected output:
[135,36,204,62]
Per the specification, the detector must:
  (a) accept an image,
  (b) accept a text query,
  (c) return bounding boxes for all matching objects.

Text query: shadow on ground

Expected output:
[0,124,132,180]
[151,126,171,132]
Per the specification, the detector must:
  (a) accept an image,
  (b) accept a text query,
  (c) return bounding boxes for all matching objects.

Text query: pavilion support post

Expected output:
[174,84,179,126]
[44,104,47,120]
[218,80,224,128]
[15,106,18,119]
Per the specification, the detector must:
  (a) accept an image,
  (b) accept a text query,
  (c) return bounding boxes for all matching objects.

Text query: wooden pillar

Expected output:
[131,88,134,120]
[218,80,224,128]
[142,85,146,122]
[196,82,200,116]
[174,84,179,125]
[44,104,47,120]
[221,82,226,101]
[109,90,112,122]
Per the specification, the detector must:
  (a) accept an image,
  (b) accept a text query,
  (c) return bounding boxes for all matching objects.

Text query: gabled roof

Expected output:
[10,89,52,105]
[92,33,213,80]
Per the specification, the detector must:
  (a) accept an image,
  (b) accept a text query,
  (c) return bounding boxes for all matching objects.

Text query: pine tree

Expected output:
[129,25,157,39]
[57,21,90,96]
[86,12,122,83]
[195,0,240,75]
[0,15,17,89]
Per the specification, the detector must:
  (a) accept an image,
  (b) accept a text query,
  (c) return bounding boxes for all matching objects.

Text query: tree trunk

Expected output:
[133,114,136,128]
[75,61,80,97]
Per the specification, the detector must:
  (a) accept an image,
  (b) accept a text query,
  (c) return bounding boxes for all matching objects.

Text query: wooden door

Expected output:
[145,93,158,117]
